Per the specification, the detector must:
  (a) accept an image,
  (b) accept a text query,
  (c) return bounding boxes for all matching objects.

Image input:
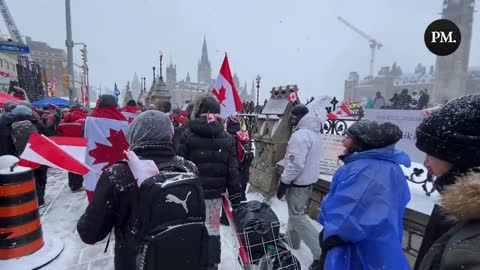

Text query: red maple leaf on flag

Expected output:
[212,86,227,106]
[89,129,129,170]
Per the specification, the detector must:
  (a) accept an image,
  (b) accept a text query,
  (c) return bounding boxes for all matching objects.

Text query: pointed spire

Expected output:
[200,36,209,65]
[198,36,212,83]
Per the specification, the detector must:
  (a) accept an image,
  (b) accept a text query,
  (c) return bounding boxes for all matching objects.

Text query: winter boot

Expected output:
[68,172,84,192]
[309,260,322,270]
[34,166,48,207]
[207,235,221,269]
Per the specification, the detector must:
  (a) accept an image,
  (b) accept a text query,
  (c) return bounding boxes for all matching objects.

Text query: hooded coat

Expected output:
[281,112,323,186]
[417,169,480,270]
[77,111,198,270]
[176,92,242,203]
[318,145,411,270]
[57,108,86,137]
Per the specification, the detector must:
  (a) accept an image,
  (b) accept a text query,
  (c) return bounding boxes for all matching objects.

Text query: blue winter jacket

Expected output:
[318,145,412,270]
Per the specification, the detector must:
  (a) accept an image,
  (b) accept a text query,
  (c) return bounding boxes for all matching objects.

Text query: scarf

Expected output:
[123,106,139,113]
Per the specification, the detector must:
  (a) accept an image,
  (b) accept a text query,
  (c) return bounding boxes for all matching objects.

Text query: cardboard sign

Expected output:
[320,134,345,175]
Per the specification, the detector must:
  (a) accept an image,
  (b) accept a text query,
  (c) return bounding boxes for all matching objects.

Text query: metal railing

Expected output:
[406,168,436,196]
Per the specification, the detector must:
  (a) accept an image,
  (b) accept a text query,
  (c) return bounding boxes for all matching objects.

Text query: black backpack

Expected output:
[238,141,255,167]
[130,162,208,270]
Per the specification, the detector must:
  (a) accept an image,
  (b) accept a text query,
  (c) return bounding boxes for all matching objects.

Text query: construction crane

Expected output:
[338,16,383,77]
[0,0,24,44]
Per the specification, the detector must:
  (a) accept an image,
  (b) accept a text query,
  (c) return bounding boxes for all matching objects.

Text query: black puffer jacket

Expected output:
[77,144,198,270]
[0,113,16,156]
[176,115,242,204]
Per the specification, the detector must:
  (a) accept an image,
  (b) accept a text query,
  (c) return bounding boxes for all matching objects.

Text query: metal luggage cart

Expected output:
[233,221,301,270]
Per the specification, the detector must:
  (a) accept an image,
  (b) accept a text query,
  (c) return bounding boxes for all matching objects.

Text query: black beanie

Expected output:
[197,97,220,117]
[416,94,480,169]
[126,100,137,107]
[291,104,309,120]
[99,95,117,108]
[346,120,403,151]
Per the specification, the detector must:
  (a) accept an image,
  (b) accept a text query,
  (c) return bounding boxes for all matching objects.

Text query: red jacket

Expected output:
[57,108,87,137]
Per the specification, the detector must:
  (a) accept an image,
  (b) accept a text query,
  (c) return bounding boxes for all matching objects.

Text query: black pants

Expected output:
[239,166,249,201]
[68,172,83,191]
[33,166,48,206]
[207,235,220,269]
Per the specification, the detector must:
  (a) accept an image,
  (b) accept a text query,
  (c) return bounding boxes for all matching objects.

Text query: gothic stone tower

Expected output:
[432,0,475,104]
[166,59,177,91]
[197,36,212,83]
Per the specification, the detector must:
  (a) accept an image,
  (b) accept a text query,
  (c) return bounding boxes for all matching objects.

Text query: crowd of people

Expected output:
[274,94,480,269]
[1,91,479,270]
[387,88,431,110]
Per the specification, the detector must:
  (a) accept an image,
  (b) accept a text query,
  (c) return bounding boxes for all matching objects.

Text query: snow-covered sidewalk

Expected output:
[36,169,321,270]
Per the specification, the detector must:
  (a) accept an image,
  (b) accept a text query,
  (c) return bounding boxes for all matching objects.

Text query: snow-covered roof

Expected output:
[394,73,434,86]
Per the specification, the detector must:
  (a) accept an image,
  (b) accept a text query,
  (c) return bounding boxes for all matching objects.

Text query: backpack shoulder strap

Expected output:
[156,160,190,173]
[182,128,194,146]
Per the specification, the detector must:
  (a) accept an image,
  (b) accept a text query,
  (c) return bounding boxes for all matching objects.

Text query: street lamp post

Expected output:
[256,75,261,109]
[65,0,75,105]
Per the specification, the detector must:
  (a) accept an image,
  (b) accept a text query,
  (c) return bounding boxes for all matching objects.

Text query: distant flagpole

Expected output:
[114,83,120,102]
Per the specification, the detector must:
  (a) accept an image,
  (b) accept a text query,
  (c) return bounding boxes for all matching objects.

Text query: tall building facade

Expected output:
[26,36,67,97]
[0,51,18,91]
[165,38,250,108]
[432,0,475,104]
[166,61,177,91]
[197,37,212,83]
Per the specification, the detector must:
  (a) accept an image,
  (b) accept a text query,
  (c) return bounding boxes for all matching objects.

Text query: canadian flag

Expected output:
[18,134,91,175]
[83,117,129,200]
[122,112,138,124]
[288,91,299,102]
[124,150,159,187]
[212,54,243,118]
[327,103,353,120]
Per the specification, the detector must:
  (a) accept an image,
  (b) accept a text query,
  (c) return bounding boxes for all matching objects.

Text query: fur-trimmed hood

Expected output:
[441,169,480,221]
[190,92,219,120]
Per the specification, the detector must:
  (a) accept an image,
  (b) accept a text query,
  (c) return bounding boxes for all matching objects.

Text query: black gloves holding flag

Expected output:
[276,182,289,200]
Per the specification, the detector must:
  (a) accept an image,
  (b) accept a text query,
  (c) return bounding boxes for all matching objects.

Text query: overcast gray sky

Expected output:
[8,0,480,100]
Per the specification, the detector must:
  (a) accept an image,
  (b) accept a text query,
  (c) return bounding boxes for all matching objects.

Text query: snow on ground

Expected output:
[28,161,437,269]
[35,170,320,269]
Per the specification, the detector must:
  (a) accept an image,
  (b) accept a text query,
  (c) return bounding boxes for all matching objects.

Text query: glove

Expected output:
[276,182,289,200]
[229,193,242,211]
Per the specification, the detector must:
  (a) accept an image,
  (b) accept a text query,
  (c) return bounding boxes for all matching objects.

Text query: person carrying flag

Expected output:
[176,92,242,270]
[83,95,128,201]
[57,104,87,192]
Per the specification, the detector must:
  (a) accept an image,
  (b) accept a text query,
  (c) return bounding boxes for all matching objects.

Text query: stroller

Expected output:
[224,199,301,270]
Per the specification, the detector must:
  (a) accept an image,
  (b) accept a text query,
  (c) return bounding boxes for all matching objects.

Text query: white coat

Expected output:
[281,112,323,186]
